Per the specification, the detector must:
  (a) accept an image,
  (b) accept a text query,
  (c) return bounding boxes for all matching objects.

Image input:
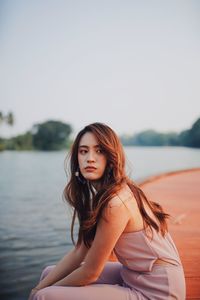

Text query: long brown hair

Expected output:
[63,123,169,247]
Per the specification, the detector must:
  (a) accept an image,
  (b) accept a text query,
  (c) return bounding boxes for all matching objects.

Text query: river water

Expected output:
[0,147,199,300]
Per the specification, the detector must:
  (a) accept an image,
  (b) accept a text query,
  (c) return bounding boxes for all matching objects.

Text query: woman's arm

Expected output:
[54,197,130,287]
[34,241,88,290]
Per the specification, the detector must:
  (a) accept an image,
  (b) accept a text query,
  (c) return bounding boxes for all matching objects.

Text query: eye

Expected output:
[96,148,103,154]
[79,149,87,154]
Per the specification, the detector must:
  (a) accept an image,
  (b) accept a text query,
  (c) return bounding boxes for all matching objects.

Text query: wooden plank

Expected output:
[140,169,200,299]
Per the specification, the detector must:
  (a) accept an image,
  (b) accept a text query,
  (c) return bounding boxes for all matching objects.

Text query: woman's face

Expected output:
[78,132,107,184]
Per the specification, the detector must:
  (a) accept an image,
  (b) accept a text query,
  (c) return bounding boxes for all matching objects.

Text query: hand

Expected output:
[28,288,40,300]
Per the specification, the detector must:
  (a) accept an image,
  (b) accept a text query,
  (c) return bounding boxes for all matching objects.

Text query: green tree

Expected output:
[0,111,15,150]
[6,112,14,126]
[179,118,200,148]
[136,130,163,146]
[32,120,72,150]
[0,111,3,124]
[0,111,14,126]
[179,129,190,147]
[121,130,180,147]
[190,118,200,147]
[6,132,33,150]
[163,132,180,146]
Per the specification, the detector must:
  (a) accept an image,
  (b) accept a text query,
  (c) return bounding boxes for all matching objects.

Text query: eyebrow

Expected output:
[79,145,100,148]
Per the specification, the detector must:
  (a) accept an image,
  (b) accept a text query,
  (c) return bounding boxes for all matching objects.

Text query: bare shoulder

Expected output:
[101,185,134,222]
[108,184,133,208]
[101,196,130,227]
[108,195,123,208]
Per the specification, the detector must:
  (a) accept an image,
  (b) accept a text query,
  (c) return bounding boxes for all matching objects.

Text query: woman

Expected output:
[29,122,186,300]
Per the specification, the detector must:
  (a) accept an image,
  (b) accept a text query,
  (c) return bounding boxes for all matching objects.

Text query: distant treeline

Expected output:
[120,117,200,148]
[0,116,199,151]
[0,120,72,151]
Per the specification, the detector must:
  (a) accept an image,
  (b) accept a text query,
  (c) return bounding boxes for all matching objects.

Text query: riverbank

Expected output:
[140,168,200,300]
[0,149,199,300]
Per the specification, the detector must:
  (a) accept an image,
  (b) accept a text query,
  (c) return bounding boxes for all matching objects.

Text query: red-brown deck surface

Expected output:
[139,168,200,300]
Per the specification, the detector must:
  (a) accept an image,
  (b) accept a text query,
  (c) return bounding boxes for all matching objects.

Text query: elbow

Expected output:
[88,273,99,283]
[81,266,99,284]
[84,275,98,285]
[76,272,98,286]
[86,270,99,283]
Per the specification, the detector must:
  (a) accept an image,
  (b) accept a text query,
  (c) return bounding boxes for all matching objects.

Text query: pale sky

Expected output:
[0,0,200,138]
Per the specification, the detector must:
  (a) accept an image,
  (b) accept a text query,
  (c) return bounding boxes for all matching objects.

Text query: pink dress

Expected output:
[33,228,186,300]
[114,228,186,299]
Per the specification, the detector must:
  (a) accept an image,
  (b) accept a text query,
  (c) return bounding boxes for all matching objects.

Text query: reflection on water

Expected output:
[0,147,199,300]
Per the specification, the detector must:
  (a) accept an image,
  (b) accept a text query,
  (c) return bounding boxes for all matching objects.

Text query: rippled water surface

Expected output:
[0,147,199,300]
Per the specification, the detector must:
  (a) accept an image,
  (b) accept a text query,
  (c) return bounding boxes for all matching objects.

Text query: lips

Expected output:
[85,166,97,171]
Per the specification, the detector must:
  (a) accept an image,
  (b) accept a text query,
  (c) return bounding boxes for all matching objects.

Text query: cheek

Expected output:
[78,155,83,167]
[102,158,107,170]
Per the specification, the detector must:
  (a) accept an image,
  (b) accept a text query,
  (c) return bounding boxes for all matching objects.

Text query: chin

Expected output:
[84,175,100,181]
[82,173,102,181]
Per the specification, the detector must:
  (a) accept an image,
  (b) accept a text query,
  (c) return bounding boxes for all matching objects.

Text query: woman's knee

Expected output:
[33,286,67,300]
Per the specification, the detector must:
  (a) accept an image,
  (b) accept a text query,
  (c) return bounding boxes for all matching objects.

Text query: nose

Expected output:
[87,151,95,162]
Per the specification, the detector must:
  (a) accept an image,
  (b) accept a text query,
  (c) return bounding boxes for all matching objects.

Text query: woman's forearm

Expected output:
[54,263,97,287]
[35,247,86,290]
